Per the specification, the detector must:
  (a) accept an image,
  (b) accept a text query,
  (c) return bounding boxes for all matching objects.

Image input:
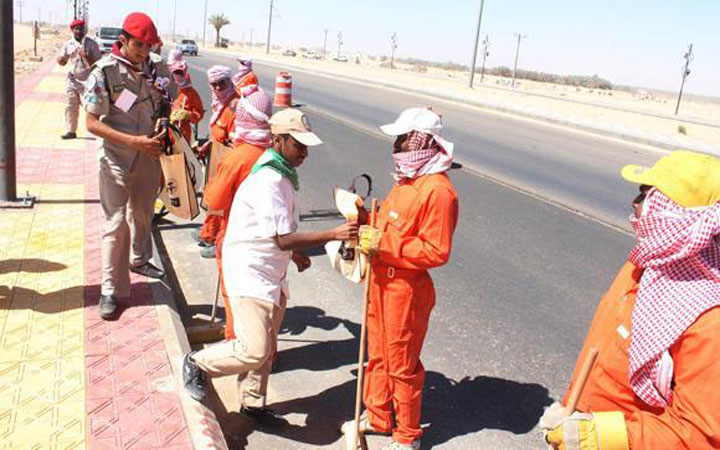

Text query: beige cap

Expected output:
[268,108,323,147]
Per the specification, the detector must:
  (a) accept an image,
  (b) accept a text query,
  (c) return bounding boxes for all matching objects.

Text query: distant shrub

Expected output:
[678,125,687,135]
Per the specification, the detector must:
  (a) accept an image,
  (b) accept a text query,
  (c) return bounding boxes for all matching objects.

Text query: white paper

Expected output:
[115,88,137,113]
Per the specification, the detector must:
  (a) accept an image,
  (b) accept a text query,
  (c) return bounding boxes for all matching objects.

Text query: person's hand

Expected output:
[538,403,628,450]
[333,221,359,242]
[358,225,382,255]
[132,132,165,159]
[292,251,311,272]
[196,140,211,158]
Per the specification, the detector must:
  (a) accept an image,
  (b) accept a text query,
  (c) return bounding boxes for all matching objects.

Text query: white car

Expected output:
[177,39,198,56]
[302,50,321,60]
[333,55,349,62]
[96,26,122,54]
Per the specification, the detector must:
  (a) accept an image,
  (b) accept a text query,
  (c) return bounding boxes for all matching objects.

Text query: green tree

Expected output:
[208,14,230,47]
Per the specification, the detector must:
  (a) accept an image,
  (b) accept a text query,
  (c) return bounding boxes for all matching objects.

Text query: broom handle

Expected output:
[352,198,378,450]
[209,274,220,323]
[565,347,599,415]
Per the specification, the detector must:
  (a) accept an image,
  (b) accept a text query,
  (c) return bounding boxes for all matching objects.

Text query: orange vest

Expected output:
[172,87,204,143]
[210,95,238,144]
[566,261,720,448]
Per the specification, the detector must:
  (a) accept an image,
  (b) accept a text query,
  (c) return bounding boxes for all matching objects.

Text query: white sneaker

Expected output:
[340,416,390,436]
[380,440,421,450]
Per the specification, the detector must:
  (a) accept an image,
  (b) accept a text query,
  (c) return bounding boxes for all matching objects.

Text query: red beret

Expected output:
[122,12,160,45]
[69,19,85,30]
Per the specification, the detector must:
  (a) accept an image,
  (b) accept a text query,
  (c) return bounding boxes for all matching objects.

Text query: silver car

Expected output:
[177,39,198,56]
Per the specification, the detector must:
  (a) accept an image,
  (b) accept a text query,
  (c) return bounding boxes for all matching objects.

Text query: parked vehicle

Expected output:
[177,39,198,56]
[302,50,321,60]
[282,49,297,57]
[333,54,349,62]
[96,26,122,54]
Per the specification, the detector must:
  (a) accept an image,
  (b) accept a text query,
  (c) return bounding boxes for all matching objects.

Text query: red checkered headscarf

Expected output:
[392,131,452,181]
[628,188,720,408]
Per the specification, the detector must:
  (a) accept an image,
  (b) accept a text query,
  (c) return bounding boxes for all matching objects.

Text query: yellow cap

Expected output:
[621,150,720,208]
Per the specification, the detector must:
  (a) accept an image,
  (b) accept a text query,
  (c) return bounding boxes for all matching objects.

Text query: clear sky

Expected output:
[18,0,720,97]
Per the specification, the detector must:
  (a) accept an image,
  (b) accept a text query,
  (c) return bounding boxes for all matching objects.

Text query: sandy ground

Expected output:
[14,23,66,82]
[199,43,720,150]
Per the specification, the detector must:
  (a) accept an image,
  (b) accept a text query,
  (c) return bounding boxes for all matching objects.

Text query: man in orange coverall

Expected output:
[347,107,459,450]
[191,65,239,255]
[539,150,720,450]
[204,84,273,340]
[168,49,204,143]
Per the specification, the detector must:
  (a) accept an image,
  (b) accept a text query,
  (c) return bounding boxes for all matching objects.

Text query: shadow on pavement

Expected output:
[254,371,552,448]
[0,258,67,275]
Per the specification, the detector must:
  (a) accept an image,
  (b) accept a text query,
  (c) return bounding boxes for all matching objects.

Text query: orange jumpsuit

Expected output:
[203,142,265,339]
[364,172,459,444]
[171,86,204,143]
[565,261,720,449]
[200,95,239,243]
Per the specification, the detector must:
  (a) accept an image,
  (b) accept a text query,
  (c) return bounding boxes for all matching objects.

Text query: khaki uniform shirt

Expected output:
[84,53,177,172]
[60,36,101,82]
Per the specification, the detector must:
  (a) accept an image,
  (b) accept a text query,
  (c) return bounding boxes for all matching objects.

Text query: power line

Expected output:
[674,43,693,115]
[511,33,527,88]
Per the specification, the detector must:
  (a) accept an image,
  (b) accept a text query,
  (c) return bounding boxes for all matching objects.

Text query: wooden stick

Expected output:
[351,198,378,450]
[564,347,599,416]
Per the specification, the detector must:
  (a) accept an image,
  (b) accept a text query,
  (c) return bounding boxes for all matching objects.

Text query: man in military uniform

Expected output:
[56,19,101,139]
[84,12,177,320]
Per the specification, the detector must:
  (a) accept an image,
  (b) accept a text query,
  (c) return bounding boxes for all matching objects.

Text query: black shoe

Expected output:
[130,262,165,279]
[200,244,216,259]
[190,229,212,247]
[239,406,289,427]
[180,352,207,402]
[99,295,118,320]
[60,132,77,140]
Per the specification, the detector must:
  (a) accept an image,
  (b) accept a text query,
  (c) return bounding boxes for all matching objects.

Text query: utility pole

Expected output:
[249,28,254,53]
[390,31,398,69]
[16,0,23,22]
[480,35,490,83]
[172,0,177,41]
[337,31,343,58]
[675,43,693,115]
[73,0,77,20]
[202,0,208,47]
[323,28,329,58]
[511,33,527,88]
[1,1,17,201]
[468,0,485,88]
[265,0,274,54]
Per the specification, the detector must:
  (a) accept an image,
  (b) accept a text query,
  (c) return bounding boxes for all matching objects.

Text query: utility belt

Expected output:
[372,264,427,280]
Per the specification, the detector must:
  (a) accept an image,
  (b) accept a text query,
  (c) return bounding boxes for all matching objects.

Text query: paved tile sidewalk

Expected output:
[0,62,209,449]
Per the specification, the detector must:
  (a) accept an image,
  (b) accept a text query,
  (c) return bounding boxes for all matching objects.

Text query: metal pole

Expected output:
[249,29,254,53]
[202,0,208,47]
[511,33,525,88]
[468,0,485,88]
[0,1,17,201]
[265,0,273,54]
[675,43,693,115]
[323,28,328,58]
[172,0,177,42]
[480,35,489,83]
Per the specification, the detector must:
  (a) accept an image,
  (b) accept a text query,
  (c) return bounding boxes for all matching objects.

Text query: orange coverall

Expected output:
[203,142,265,339]
[200,96,239,243]
[564,260,720,449]
[171,86,204,143]
[364,172,459,444]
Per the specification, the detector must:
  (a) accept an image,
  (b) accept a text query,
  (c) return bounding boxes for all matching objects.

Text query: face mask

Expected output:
[173,73,185,84]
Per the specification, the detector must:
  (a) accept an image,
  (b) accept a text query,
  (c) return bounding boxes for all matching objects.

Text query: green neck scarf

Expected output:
[251,148,299,190]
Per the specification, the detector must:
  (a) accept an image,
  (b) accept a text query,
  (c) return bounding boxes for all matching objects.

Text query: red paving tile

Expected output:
[17,147,96,184]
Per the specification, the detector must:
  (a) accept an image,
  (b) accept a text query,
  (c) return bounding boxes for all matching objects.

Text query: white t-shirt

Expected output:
[222,168,299,305]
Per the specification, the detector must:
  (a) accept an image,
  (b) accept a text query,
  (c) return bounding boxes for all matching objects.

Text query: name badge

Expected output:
[115,88,137,113]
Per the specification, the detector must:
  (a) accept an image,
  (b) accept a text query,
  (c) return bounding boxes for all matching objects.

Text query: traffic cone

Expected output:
[273,72,292,108]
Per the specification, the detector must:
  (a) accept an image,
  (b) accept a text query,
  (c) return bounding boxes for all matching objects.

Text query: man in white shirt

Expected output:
[181,108,359,425]
[57,19,101,139]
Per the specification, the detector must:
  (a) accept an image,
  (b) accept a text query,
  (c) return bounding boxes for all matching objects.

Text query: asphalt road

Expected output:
[172,50,647,448]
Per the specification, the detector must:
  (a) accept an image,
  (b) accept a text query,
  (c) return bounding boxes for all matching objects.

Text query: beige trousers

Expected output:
[99,154,161,297]
[65,76,84,134]
[193,294,287,408]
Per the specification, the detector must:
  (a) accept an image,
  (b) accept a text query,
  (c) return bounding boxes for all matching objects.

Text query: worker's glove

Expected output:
[170,109,190,123]
[358,225,382,256]
[538,402,628,450]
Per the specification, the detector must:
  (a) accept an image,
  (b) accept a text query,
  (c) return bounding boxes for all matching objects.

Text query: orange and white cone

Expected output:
[273,72,292,108]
